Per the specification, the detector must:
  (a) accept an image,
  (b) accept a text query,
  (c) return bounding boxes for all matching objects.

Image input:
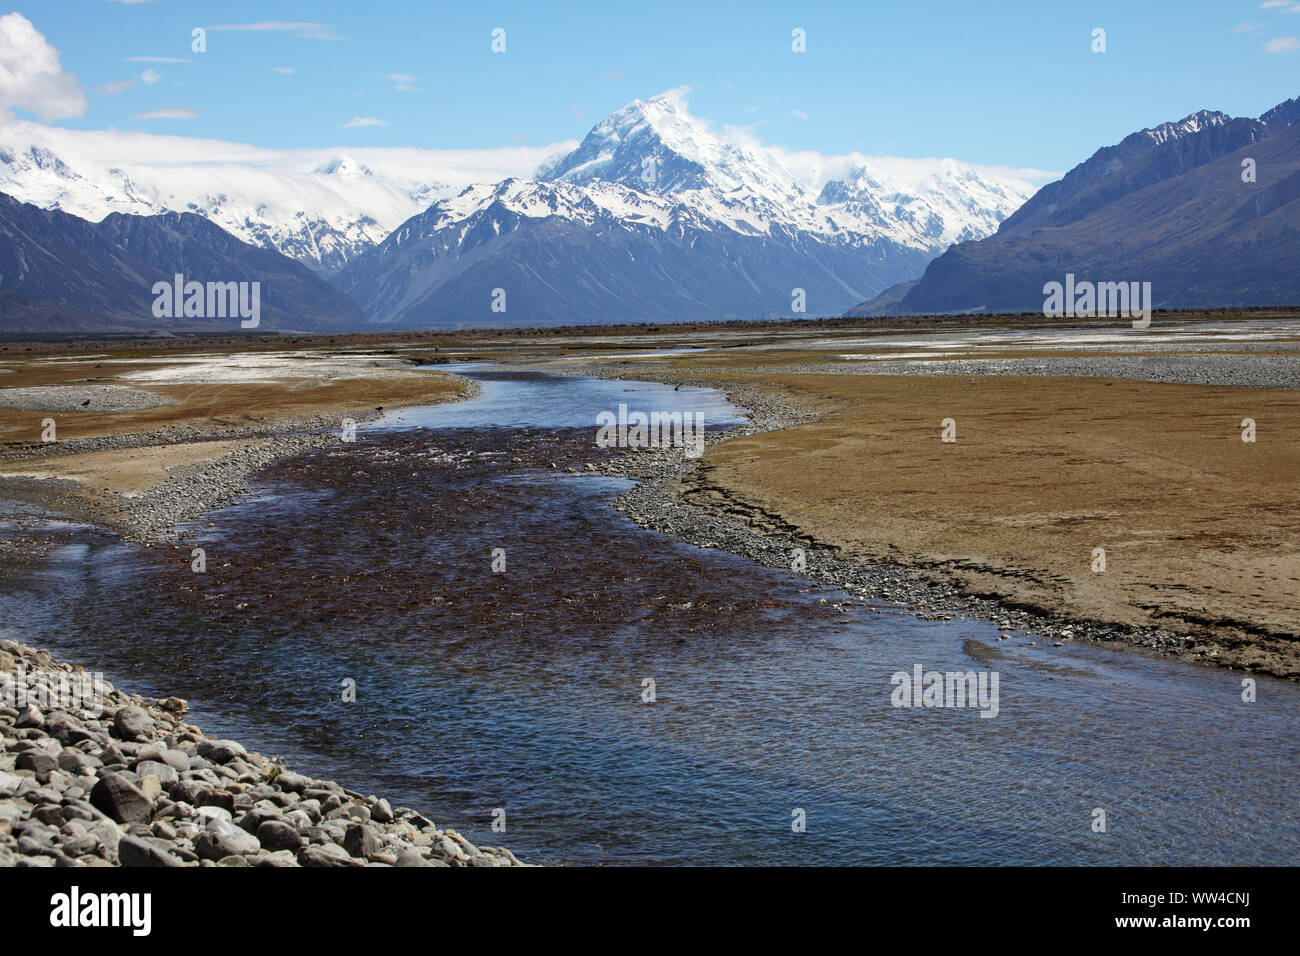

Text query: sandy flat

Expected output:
[0,440,263,495]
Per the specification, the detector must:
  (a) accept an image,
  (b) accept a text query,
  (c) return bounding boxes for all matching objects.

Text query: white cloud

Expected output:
[0,118,577,238]
[96,78,135,96]
[790,109,809,120]
[0,13,86,122]
[655,85,692,112]
[1232,21,1267,31]
[268,66,295,74]
[1259,1,1293,8]
[132,108,198,119]
[761,141,1060,193]
[207,22,342,41]
[140,68,162,86]
[386,73,420,92]
[343,116,387,128]
[1265,36,1300,52]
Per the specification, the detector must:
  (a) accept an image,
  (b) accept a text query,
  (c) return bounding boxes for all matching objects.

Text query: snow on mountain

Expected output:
[0,90,1045,326]
[0,122,573,275]
[543,88,805,204]
[539,89,1041,252]
[814,161,1032,247]
[1141,109,1231,148]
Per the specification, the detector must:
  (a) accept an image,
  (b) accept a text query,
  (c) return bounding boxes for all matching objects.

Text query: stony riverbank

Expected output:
[0,638,526,868]
[0,377,481,542]
[553,361,1251,676]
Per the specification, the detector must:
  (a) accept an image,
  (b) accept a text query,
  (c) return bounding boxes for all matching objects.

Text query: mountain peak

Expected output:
[1140,109,1231,147]
[540,87,800,205]
[594,88,698,140]
[540,88,714,193]
[315,156,372,177]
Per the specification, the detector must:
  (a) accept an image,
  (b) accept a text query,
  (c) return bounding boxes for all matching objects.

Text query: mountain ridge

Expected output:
[0,191,365,332]
[850,95,1300,317]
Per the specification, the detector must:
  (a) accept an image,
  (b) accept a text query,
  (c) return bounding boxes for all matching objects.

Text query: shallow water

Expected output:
[2,368,1297,865]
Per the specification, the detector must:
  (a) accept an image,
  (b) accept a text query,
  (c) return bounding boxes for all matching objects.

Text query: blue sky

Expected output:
[19,0,1300,171]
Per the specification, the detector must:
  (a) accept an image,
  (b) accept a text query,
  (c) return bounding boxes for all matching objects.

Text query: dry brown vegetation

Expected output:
[655,359,1300,676]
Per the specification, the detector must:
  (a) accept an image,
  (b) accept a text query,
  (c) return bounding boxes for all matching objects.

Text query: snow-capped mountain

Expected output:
[335,171,935,327]
[338,91,1040,325]
[0,123,567,275]
[542,91,1029,251]
[0,91,1041,326]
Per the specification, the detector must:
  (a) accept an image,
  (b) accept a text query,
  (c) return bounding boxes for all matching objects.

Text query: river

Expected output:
[1,366,1296,865]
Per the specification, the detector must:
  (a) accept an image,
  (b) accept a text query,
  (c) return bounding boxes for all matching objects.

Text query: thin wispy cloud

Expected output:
[387,73,420,91]
[1265,36,1300,52]
[268,66,295,75]
[132,107,198,119]
[207,22,343,41]
[140,68,161,86]
[343,116,386,128]
[1232,21,1267,32]
[95,78,135,96]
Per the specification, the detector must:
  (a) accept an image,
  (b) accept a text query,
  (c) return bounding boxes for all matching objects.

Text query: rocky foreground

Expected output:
[0,639,526,868]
